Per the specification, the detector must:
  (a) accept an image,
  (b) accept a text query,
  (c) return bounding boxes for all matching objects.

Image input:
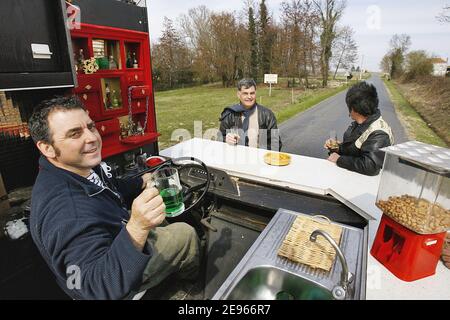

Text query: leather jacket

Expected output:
[336,110,392,176]
[219,104,282,151]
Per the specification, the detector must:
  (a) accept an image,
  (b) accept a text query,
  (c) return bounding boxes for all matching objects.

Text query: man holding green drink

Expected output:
[28,96,200,300]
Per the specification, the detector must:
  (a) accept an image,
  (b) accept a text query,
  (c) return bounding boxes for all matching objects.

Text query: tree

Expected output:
[331,25,358,79]
[280,0,319,87]
[303,0,321,79]
[280,1,303,83]
[209,12,243,87]
[248,6,258,79]
[379,53,391,74]
[389,34,411,54]
[313,0,347,87]
[388,34,411,78]
[437,5,450,23]
[152,17,192,89]
[179,6,215,83]
[404,50,433,80]
[259,0,273,76]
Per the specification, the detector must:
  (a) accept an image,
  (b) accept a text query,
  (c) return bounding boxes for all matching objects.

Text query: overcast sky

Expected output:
[146,0,450,71]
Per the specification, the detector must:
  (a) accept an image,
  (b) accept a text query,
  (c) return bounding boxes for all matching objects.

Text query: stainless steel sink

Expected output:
[213,208,368,300]
[226,266,333,300]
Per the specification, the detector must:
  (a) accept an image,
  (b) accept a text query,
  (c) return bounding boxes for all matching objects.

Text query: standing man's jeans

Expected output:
[137,222,200,294]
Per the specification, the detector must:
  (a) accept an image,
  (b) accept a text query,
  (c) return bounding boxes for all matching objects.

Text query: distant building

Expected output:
[430,57,448,77]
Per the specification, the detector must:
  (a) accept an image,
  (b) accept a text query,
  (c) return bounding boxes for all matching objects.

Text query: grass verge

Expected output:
[383,79,447,147]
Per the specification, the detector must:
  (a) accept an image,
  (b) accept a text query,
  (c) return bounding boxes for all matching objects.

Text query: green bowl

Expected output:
[96,57,109,70]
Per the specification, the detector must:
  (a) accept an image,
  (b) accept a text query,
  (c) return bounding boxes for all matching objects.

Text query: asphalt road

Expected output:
[279,74,409,159]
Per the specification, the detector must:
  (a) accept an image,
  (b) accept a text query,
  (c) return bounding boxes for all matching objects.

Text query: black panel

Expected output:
[0,0,75,91]
[0,232,69,299]
[204,213,262,299]
[0,0,63,72]
[0,133,39,193]
[72,0,148,32]
[0,72,74,91]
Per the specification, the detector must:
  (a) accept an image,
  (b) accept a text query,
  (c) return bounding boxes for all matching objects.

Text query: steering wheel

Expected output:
[143,157,211,214]
[170,157,211,213]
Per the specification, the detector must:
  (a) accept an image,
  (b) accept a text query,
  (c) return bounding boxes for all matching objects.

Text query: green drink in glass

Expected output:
[152,167,185,217]
[160,187,184,217]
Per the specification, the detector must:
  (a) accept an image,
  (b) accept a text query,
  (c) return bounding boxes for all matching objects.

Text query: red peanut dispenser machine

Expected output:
[371,141,450,281]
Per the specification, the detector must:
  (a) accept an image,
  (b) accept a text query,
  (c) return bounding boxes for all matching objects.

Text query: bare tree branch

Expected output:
[312,0,347,87]
[437,5,450,23]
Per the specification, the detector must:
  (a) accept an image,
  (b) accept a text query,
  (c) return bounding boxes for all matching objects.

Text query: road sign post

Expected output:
[264,74,278,97]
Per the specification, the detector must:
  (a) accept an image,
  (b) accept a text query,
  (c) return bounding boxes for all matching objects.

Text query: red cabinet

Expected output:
[126,71,145,85]
[76,91,101,121]
[129,85,151,99]
[73,76,100,93]
[71,23,159,159]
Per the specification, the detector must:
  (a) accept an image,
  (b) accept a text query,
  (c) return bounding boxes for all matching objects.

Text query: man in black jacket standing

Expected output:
[219,78,282,151]
[28,96,200,299]
[325,81,394,176]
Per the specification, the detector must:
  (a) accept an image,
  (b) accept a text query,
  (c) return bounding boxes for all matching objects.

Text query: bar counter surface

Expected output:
[160,138,450,300]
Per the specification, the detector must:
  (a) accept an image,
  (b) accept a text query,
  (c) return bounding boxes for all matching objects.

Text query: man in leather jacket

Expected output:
[219,79,282,151]
[324,81,394,176]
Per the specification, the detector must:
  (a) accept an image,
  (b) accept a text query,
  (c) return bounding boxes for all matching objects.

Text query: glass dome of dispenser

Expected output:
[376,141,450,234]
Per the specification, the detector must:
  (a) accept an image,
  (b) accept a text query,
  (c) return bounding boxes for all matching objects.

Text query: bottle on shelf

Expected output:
[78,49,85,71]
[120,122,128,139]
[108,55,118,70]
[133,52,139,69]
[126,51,133,68]
[74,52,78,72]
[136,121,144,135]
[105,84,112,109]
[111,90,120,108]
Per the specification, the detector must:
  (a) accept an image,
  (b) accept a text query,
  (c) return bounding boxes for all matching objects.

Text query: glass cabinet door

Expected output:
[100,78,122,111]
[72,37,90,74]
[93,39,122,70]
[124,42,141,69]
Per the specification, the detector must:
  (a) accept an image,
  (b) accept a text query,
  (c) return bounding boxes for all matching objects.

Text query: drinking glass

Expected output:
[328,130,339,150]
[151,167,185,217]
[228,126,240,145]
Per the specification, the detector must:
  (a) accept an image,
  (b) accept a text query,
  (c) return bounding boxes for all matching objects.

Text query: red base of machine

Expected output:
[370,214,446,282]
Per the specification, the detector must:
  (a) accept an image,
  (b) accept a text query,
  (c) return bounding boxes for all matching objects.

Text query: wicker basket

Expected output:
[278,215,343,272]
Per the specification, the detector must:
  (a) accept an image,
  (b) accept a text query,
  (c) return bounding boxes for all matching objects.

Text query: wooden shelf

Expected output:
[120,132,160,145]
[101,132,160,159]
[125,68,144,71]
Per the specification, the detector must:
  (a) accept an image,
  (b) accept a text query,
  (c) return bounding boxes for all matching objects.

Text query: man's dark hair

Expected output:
[237,78,257,91]
[28,95,86,144]
[345,81,379,116]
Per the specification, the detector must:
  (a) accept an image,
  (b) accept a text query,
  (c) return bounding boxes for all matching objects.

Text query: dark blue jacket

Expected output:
[30,156,151,300]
